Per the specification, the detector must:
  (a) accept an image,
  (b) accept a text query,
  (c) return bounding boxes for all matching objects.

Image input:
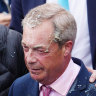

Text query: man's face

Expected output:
[22,20,67,85]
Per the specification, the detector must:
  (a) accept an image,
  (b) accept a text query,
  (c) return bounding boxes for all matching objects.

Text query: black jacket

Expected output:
[0,25,27,96]
[0,0,11,13]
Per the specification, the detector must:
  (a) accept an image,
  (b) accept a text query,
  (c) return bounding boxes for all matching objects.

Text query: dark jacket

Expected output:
[0,0,11,13]
[9,0,96,69]
[9,0,45,33]
[8,58,96,96]
[0,25,27,96]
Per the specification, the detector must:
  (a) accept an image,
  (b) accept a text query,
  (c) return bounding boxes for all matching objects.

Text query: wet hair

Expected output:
[22,3,77,47]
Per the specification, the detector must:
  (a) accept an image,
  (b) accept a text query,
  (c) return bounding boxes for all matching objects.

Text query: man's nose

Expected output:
[26,49,37,64]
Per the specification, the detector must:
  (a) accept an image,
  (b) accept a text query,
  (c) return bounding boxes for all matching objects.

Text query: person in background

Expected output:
[10,0,45,33]
[0,0,11,26]
[0,25,27,96]
[8,4,96,96]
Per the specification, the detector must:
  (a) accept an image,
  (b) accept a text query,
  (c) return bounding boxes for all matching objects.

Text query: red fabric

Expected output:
[42,85,51,96]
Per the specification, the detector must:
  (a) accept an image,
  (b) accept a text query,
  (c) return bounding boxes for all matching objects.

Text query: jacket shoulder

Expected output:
[8,73,39,96]
[68,58,96,96]
[12,73,34,86]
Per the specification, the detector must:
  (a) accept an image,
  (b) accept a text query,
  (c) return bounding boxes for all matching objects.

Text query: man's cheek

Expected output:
[24,55,27,64]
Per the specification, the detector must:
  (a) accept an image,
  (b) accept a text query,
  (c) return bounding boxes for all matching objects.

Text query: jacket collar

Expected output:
[67,58,90,96]
[25,74,39,96]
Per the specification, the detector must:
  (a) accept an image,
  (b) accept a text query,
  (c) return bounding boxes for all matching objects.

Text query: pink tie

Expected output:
[42,85,51,96]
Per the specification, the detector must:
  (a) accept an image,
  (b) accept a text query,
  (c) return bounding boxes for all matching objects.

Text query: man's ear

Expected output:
[62,41,73,56]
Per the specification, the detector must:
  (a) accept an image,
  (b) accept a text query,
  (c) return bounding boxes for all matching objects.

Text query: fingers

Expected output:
[87,67,93,73]
[86,67,96,82]
[89,70,96,82]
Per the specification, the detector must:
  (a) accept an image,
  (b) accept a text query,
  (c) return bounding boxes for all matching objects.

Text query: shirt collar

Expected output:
[39,59,80,95]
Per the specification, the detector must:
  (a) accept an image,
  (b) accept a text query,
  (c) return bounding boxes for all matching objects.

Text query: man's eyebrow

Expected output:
[21,42,48,50]
[33,45,44,49]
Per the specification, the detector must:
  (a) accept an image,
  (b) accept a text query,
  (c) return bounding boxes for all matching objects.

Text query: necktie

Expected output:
[58,0,69,11]
[42,85,51,96]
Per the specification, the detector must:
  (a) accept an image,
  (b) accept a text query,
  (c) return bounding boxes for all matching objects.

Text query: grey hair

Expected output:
[22,3,77,47]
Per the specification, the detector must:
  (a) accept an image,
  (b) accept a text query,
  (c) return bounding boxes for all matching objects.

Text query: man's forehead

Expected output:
[22,20,55,46]
[22,34,54,50]
[23,20,54,36]
[22,34,52,45]
[22,32,53,48]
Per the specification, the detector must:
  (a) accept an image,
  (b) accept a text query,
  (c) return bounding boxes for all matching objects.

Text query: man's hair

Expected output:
[22,3,77,47]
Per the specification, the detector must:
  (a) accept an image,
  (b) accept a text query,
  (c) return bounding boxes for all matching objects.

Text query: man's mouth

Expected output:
[30,68,43,75]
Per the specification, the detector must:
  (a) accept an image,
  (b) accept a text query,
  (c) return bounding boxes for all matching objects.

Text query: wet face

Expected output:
[22,20,68,85]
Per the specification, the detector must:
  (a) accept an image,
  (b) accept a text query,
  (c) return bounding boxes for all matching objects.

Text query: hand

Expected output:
[87,67,96,84]
[0,13,11,26]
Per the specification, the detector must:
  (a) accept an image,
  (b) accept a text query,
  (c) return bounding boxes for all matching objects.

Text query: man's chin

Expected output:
[30,72,43,81]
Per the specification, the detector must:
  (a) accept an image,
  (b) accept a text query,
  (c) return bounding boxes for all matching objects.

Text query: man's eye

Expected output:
[36,49,49,54]
[23,46,29,52]
[37,49,44,53]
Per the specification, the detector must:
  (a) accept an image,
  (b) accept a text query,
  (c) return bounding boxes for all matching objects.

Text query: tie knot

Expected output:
[41,85,52,96]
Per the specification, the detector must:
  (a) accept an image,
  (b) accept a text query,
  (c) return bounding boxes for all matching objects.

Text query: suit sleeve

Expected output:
[8,82,15,96]
[9,0,23,33]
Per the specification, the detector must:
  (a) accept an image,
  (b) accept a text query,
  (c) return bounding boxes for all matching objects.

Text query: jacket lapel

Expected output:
[67,58,90,96]
[28,80,39,96]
